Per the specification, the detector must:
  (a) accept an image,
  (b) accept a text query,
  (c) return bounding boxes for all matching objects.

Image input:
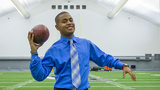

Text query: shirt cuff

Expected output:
[116,61,124,69]
[31,51,38,56]
[31,52,40,63]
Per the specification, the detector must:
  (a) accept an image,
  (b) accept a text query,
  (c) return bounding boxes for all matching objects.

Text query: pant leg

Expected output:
[54,87,71,90]
[54,87,88,90]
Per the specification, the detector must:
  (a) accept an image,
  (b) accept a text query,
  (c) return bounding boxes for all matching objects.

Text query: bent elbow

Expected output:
[35,78,45,82]
[33,75,46,81]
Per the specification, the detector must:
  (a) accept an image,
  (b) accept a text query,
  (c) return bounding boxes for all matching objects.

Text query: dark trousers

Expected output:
[54,87,88,90]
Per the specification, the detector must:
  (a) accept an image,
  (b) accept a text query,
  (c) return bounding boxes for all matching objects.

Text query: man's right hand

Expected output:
[28,31,43,53]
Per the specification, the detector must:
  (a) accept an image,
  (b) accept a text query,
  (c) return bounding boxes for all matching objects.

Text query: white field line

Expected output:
[92,86,160,87]
[89,74,101,79]
[2,79,34,90]
[47,76,55,80]
[136,73,150,74]
[0,86,160,88]
[88,74,116,81]
[136,73,160,76]
[118,82,160,83]
[1,79,160,80]
[116,79,160,80]
[0,86,53,88]
[0,81,160,84]
[90,82,160,83]
[0,82,20,83]
[132,86,160,87]
[106,81,135,89]
[89,74,134,89]
[151,74,160,76]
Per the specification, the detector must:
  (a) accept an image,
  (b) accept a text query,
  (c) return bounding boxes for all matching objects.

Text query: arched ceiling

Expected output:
[0,0,159,27]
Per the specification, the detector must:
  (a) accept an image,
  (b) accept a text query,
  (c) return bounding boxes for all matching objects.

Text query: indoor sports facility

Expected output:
[0,0,160,90]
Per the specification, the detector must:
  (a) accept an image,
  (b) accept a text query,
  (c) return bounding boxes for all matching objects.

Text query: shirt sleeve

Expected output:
[30,51,54,81]
[89,41,123,69]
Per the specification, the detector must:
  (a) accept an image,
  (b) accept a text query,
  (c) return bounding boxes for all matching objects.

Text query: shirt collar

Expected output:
[60,35,77,44]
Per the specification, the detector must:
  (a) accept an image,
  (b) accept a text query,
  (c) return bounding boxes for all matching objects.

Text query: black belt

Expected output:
[54,87,88,90]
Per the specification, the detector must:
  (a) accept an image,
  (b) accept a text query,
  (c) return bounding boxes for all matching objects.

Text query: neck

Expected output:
[61,34,73,39]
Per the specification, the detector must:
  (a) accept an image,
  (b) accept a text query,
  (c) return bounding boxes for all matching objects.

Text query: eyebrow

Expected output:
[62,18,73,21]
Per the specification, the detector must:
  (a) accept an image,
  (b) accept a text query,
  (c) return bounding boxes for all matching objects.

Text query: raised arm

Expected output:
[28,31,53,81]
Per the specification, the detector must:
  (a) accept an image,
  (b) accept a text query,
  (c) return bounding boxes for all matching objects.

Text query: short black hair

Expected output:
[55,11,69,25]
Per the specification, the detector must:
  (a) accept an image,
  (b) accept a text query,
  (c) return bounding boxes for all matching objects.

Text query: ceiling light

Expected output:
[11,0,30,19]
[108,0,128,19]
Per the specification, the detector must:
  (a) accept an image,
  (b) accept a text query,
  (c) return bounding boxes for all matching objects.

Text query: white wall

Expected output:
[81,10,160,56]
[0,1,160,57]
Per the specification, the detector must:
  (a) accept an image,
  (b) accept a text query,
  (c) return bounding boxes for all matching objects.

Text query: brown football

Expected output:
[31,24,49,44]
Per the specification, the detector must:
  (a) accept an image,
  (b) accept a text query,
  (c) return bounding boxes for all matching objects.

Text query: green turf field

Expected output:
[0,71,160,90]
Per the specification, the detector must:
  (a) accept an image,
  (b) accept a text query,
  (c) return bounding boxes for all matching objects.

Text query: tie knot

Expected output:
[70,40,73,44]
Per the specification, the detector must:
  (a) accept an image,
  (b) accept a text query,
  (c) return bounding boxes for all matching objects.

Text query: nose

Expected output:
[66,20,72,25]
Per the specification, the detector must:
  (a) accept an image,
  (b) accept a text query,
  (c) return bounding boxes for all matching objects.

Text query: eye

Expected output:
[62,21,66,23]
[70,19,73,22]
[62,19,67,23]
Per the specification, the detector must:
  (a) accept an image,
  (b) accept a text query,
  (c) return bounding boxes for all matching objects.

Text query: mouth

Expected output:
[66,26,74,30]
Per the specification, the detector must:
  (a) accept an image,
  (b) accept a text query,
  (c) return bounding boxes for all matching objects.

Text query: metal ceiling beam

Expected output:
[11,0,30,19]
[108,0,128,19]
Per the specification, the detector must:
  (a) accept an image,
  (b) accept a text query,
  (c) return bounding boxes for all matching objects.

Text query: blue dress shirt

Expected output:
[30,35,124,90]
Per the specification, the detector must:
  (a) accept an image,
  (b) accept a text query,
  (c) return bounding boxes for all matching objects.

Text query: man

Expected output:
[28,11,136,90]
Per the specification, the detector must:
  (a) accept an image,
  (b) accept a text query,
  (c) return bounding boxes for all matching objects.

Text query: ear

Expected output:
[55,25,60,31]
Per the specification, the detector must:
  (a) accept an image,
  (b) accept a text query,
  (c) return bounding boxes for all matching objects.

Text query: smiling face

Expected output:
[55,12,75,39]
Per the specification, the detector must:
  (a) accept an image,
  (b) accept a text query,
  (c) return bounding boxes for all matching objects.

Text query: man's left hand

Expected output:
[123,67,136,81]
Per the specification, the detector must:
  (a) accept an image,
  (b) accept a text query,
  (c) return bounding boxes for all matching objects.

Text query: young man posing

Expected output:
[28,11,136,90]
